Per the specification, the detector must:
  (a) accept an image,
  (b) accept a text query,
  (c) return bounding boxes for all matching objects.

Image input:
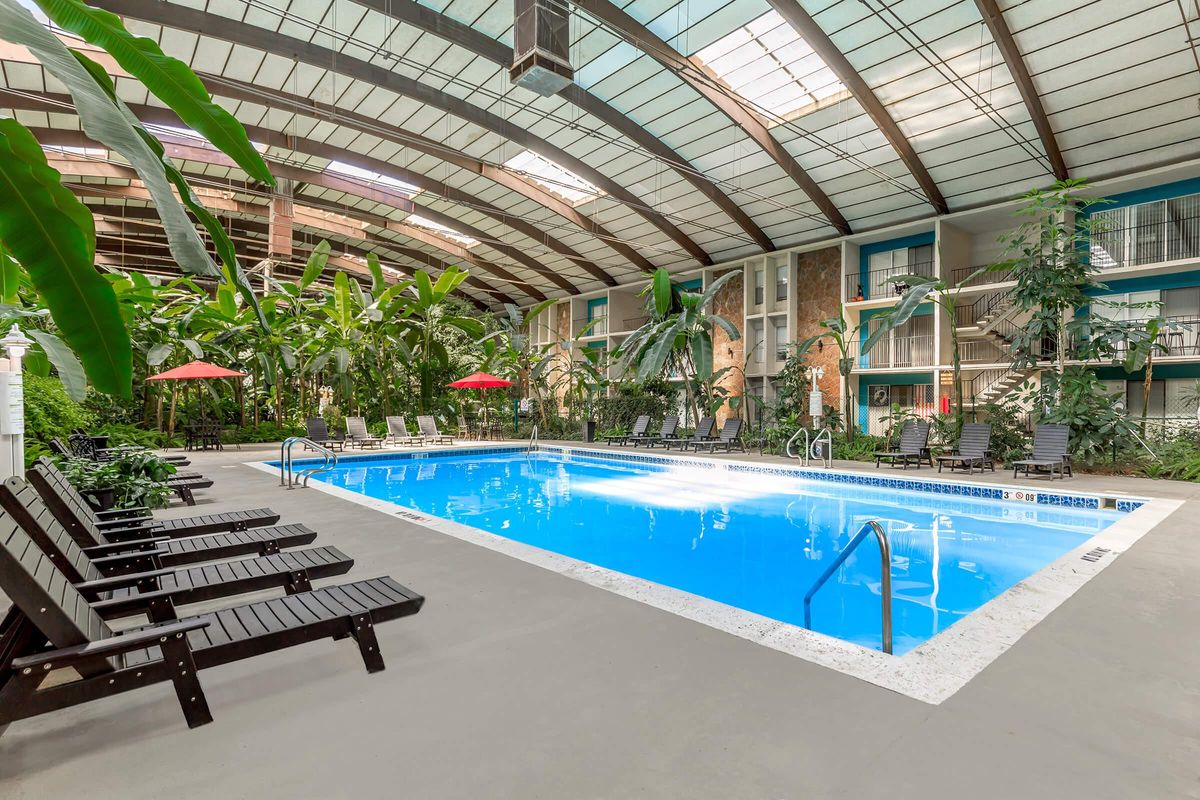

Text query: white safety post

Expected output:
[0,325,32,480]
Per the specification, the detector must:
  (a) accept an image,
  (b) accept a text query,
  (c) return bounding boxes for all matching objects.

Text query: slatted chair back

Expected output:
[718,418,743,442]
[345,416,370,439]
[386,416,409,438]
[0,504,115,675]
[27,458,105,549]
[0,478,100,585]
[957,423,992,458]
[48,438,72,458]
[693,417,716,440]
[658,415,680,437]
[417,416,442,438]
[629,415,650,436]
[306,417,332,441]
[1031,424,1070,460]
[68,433,100,460]
[898,421,930,453]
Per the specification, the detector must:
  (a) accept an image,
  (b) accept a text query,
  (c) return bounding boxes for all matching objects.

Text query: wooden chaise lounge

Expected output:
[0,477,353,614]
[29,458,281,542]
[690,418,746,453]
[601,415,650,446]
[0,515,424,732]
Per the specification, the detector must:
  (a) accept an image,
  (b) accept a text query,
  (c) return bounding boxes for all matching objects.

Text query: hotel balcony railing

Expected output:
[851,334,935,369]
[949,263,1013,288]
[1108,316,1200,357]
[845,261,935,301]
[618,315,649,331]
[573,317,607,337]
[1089,215,1200,270]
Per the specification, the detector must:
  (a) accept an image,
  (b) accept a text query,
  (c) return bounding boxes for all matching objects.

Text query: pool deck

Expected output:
[2,441,1198,799]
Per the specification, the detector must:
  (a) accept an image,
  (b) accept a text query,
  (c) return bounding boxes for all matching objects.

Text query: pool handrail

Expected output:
[803,520,893,655]
[280,436,339,488]
[527,425,538,452]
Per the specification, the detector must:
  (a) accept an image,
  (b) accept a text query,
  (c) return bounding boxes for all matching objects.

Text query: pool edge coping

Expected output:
[244,450,1182,705]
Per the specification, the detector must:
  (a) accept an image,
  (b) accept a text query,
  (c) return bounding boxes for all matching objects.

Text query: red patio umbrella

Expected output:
[147,360,247,431]
[447,371,512,428]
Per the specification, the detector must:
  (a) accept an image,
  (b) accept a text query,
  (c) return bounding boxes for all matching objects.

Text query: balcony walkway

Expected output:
[1,441,1197,799]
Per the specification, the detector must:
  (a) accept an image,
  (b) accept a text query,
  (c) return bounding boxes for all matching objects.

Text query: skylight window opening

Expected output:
[694,10,848,123]
[326,160,419,196]
[503,150,602,206]
[42,144,107,158]
[405,214,478,247]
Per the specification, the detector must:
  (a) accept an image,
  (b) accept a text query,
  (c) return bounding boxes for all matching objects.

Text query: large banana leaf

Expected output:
[0,0,211,276]
[73,51,268,330]
[366,252,386,297]
[147,342,172,366]
[652,269,672,318]
[28,329,87,400]
[332,271,352,330]
[36,0,273,185]
[0,244,20,304]
[301,241,331,289]
[0,118,131,396]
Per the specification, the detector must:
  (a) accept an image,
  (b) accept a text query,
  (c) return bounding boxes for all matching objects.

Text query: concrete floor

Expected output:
[2,442,1198,799]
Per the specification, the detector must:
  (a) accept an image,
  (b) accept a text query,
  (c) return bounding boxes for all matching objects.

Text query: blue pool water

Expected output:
[298,449,1123,654]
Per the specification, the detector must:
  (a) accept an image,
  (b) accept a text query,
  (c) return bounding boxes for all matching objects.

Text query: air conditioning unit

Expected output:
[869,385,891,407]
[510,0,574,96]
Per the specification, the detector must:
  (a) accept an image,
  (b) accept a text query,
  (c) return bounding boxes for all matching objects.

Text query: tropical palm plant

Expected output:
[610,268,740,425]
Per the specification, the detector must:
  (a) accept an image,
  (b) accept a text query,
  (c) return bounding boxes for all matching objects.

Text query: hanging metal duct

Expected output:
[510,0,574,96]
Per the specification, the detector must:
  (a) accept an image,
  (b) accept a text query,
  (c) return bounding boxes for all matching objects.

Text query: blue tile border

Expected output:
[267,444,1145,514]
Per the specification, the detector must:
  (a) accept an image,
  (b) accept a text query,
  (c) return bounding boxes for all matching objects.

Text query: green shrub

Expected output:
[95,421,180,449]
[24,375,93,465]
[321,404,345,435]
[58,451,175,509]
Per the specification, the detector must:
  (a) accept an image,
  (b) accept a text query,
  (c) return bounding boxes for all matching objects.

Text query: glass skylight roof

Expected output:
[503,150,602,206]
[405,214,478,247]
[694,10,847,121]
[326,160,419,195]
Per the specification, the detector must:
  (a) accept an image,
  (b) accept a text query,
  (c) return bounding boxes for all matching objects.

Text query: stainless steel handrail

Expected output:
[527,424,539,452]
[785,428,807,459]
[280,436,338,488]
[803,520,893,654]
[786,427,832,467]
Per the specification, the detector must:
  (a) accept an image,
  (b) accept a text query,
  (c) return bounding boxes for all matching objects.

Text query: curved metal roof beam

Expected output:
[570,0,851,236]
[90,0,714,266]
[31,124,550,302]
[973,0,1068,181]
[766,0,948,215]
[352,0,774,252]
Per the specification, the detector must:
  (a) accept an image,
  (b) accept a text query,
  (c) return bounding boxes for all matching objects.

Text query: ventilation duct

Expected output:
[510,0,573,96]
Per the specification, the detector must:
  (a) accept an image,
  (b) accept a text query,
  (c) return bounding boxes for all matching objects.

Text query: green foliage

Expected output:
[321,404,345,435]
[94,421,179,449]
[971,402,1028,465]
[58,450,175,509]
[593,392,670,433]
[23,374,93,464]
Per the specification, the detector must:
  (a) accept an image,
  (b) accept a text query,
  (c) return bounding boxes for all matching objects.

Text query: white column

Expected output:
[0,325,32,479]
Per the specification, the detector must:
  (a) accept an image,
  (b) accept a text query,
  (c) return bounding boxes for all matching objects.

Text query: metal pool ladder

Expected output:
[279,437,338,489]
[527,425,539,452]
[803,520,893,655]
[787,427,832,468]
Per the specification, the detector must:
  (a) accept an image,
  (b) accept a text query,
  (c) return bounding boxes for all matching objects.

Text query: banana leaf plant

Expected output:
[394,268,484,414]
[610,268,740,426]
[0,0,273,397]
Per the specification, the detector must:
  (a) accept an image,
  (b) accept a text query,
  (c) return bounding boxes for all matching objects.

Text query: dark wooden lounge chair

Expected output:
[874,420,932,469]
[345,416,385,449]
[65,433,190,466]
[417,416,454,445]
[691,418,746,453]
[0,516,424,733]
[29,457,280,541]
[637,415,681,448]
[26,462,317,567]
[1012,424,1074,480]
[667,417,716,450]
[936,423,995,474]
[305,418,346,452]
[0,477,353,614]
[386,415,423,446]
[601,415,650,446]
[54,439,211,506]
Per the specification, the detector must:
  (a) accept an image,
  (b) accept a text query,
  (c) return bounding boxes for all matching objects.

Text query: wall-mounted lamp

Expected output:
[0,325,32,365]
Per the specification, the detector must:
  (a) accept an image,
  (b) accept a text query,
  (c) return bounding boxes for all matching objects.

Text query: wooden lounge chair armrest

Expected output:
[89,548,168,571]
[96,506,153,519]
[99,522,173,542]
[85,539,169,558]
[96,516,160,532]
[74,568,173,594]
[11,619,210,670]
[91,588,181,619]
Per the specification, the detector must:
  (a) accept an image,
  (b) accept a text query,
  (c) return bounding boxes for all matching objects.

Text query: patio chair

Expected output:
[386,416,423,446]
[417,416,454,445]
[31,457,280,542]
[666,417,716,450]
[27,459,316,567]
[691,418,746,453]
[936,423,995,474]
[874,420,932,469]
[0,476,353,614]
[345,416,385,449]
[1012,424,1074,480]
[70,432,190,466]
[0,513,424,733]
[305,417,346,452]
[637,415,681,448]
[52,439,212,506]
[601,415,650,446]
